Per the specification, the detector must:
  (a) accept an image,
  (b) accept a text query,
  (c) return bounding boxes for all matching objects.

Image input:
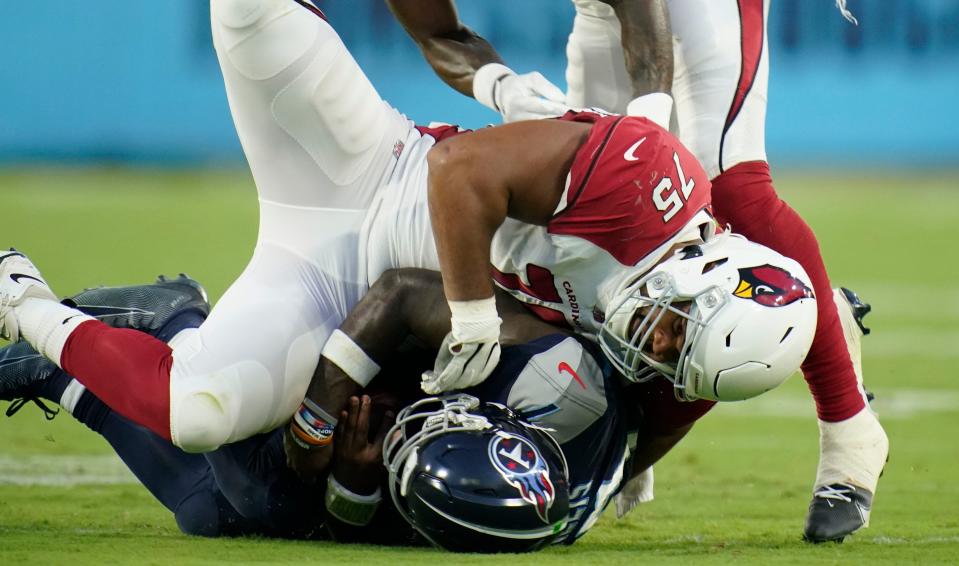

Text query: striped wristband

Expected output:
[289,397,338,450]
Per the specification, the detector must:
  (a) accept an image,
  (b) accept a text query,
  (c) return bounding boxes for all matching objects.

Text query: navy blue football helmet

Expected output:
[384,395,570,553]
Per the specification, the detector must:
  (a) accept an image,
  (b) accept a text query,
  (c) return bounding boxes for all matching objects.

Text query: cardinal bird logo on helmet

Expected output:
[733,265,814,307]
[488,432,556,524]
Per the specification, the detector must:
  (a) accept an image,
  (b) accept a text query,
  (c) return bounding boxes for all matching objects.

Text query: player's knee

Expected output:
[174,489,225,537]
[171,392,233,453]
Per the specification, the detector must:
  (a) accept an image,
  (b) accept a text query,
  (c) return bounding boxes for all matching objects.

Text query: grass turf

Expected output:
[3,168,958,564]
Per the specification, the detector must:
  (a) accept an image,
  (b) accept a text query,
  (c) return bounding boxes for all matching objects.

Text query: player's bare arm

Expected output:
[629,422,693,478]
[286,267,569,480]
[302,268,570,412]
[387,0,502,97]
[599,0,673,96]
[427,119,591,302]
[389,0,566,121]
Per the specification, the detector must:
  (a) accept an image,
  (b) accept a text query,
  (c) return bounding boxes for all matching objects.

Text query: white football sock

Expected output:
[16,298,94,367]
[58,378,88,415]
[815,407,889,493]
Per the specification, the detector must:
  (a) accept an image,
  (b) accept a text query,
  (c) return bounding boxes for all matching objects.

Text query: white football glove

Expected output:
[421,297,502,394]
[615,466,655,519]
[421,332,501,395]
[473,63,568,123]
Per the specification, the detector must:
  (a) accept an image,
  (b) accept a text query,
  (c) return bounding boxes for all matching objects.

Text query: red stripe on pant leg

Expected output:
[292,0,327,21]
[711,161,865,422]
[720,0,765,172]
[60,320,173,440]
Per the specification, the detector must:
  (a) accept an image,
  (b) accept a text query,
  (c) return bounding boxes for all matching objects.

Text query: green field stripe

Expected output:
[864,330,959,359]
[712,388,959,420]
[0,454,136,486]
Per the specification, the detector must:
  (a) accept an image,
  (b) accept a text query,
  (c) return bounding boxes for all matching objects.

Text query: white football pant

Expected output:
[566,0,770,179]
[169,0,413,451]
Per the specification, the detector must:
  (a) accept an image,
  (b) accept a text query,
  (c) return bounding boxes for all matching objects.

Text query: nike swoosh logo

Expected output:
[10,273,44,285]
[558,361,586,389]
[623,137,647,162]
[61,314,85,325]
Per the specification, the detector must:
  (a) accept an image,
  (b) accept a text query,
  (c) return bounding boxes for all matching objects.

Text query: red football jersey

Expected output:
[490,110,714,335]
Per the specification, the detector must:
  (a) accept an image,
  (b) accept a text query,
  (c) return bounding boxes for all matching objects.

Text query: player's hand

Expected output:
[332,395,394,495]
[421,331,501,394]
[283,424,334,485]
[497,72,568,122]
[615,466,655,518]
[473,63,568,123]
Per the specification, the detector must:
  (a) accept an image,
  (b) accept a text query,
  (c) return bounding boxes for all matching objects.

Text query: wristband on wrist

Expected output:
[321,329,381,387]
[325,474,382,526]
[473,62,515,114]
[289,398,337,450]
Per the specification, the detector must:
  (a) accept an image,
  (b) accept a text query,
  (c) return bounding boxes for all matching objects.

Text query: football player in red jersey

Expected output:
[388,0,886,543]
[3,0,816,542]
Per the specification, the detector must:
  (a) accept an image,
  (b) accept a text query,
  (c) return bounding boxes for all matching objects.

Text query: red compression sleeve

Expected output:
[60,320,173,439]
[710,161,864,422]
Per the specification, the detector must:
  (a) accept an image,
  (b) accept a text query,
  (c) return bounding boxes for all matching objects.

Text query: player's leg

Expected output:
[565,0,633,114]
[203,428,327,538]
[0,355,264,537]
[668,0,887,540]
[4,2,413,451]
[0,282,250,537]
[2,246,352,454]
[212,0,412,212]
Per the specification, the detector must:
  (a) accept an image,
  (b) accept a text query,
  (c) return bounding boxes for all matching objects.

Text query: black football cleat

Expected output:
[0,340,61,420]
[804,286,884,544]
[3,274,210,419]
[61,273,210,342]
[839,287,871,336]
[803,483,873,543]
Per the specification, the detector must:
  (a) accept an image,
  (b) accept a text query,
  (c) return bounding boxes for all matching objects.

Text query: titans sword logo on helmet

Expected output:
[489,432,556,523]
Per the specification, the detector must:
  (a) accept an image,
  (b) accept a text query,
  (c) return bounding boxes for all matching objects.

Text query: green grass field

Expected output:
[3,168,959,564]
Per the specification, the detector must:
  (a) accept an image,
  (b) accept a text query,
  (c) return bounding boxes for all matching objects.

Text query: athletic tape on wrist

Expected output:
[321,329,381,387]
[473,63,515,113]
[448,296,502,343]
[325,474,382,526]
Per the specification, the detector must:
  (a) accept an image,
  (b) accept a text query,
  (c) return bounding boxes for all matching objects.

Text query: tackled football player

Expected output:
[387,0,887,542]
[2,269,680,551]
[2,0,814,536]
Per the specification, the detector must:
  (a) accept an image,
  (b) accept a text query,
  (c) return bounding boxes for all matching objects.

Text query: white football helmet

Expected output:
[598,232,817,401]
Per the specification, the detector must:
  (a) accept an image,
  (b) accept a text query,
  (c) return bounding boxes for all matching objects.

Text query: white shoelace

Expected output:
[815,483,856,503]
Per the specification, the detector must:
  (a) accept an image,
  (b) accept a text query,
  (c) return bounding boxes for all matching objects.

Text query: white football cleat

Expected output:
[805,288,888,543]
[0,249,58,341]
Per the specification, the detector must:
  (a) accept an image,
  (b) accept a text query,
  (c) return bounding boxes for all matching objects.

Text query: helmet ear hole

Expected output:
[680,244,704,259]
[702,257,728,274]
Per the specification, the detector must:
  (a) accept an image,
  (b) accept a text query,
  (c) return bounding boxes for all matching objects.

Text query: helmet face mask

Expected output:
[599,233,818,402]
[598,270,728,387]
[383,395,570,553]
